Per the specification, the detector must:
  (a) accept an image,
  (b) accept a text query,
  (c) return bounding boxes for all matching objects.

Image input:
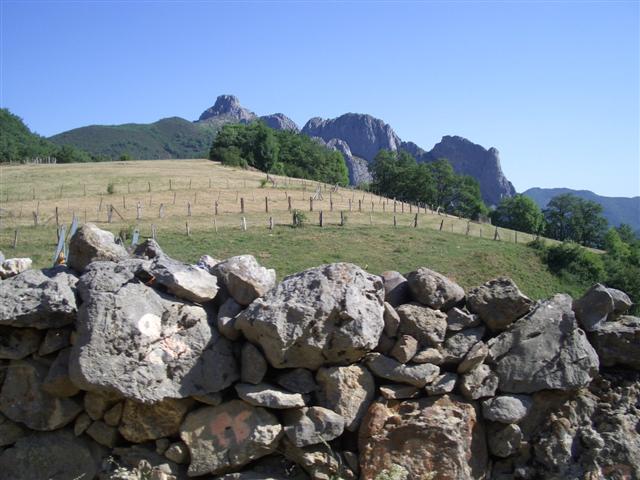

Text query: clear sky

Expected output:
[1,0,638,197]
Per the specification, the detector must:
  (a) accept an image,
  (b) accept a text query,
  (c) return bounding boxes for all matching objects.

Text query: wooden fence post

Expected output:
[187,202,192,217]
[265,197,269,213]
[414,214,418,228]
[269,216,274,230]
[13,230,19,248]
[186,222,191,237]
[240,198,245,214]
[55,207,59,226]
[159,204,164,218]
[214,201,219,216]
[173,192,177,205]
[288,196,292,212]
[349,198,352,212]
[319,210,324,227]
[340,211,345,226]
[136,202,142,220]
[309,197,313,212]
[440,219,444,231]
[358,200,362,212]
[393,215,397,228]
[466,222,470,236]
[241,216,247,231]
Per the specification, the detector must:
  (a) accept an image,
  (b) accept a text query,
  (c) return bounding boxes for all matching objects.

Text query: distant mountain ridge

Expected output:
[523,187,640,233]
[49,94,516,204]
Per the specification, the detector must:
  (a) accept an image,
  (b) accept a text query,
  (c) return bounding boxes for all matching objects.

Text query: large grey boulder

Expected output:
[396,303,448,347]
[316,365,375,432]
[149,255,219,303]
[588,316,640,370]
[68,223,129,271]
[236,263,384,369]
[180,400,282,477]
[380,271,411,307]
[241,343,268,385]
[572,284,615,331]
[0,268,77,329]
[482,394,532,424]
[213,255,276,306]
[283,406,345,447]
[0,430,103,480]
[0,357,83,430]
[406,268,465,310]
[69,261,237,402]
[488,294,599,393]
[466,277,532,331]
[365,353,440,387]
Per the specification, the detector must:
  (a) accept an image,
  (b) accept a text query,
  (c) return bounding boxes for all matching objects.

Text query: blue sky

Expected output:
[1,1,638,198]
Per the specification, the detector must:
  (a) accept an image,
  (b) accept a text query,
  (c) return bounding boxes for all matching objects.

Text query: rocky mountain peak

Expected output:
[259,113,299,132]
[198,95,257,123]
[423,135,516,207]
[302,113,402,162]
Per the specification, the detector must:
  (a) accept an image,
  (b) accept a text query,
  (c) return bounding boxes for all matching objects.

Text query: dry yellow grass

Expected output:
[0,159,535,243]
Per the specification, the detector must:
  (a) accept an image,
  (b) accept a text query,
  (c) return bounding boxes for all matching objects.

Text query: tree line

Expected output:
[209,122,349,186]
[0,109,95,163]
[369,149,487,219]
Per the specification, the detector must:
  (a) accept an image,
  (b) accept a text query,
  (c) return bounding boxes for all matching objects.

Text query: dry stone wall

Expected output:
[0,223,639,480]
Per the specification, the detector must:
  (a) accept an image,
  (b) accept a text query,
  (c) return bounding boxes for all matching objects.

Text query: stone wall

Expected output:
[0,223,638,480]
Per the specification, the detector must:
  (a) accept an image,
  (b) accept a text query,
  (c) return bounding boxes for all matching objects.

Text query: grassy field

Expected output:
[0,159,591,300]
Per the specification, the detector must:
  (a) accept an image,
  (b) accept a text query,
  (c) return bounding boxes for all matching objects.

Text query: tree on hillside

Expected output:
[370,151,486,219]
[209,122,349,186]
[543,193,608,248]
[491,194,545,234]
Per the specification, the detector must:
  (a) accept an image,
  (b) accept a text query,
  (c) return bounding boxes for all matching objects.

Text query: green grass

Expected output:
[0,222,591,301]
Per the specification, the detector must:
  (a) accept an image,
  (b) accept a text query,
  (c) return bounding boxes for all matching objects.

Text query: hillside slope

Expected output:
[523,187,640,233]
[50,117,219,159]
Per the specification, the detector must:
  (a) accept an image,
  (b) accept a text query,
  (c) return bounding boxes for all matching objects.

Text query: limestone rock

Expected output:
[379,384,420,400]
[0,357,82,430]
[69,261,237,402]
[282,437,350,480]
[588,315,640,370]
[359,396,488,479]
[487,422,522,458]
[446,307,481,331]
[0,326,42,359]
[0,412,26,446]
[609,287,633,316]
[488,294,599,393]
[0,430,102,480]
[236,263,384,369]
[150,255,219,303]
[365,353,440,387]
[380,271,411,307]
[383,302,401,337]
[68,223,128,271]
[283,406,345,447]
[389,335,418,363]
[241,343,268,385]
[424,372,458,396]
[217,297,243,341]
[0,268,77,329]
[235,383,306,409]
[411,347,444,365]
[0,257,32,279]
[104,402,124,427]
[85,390,121,420]
[466,277,532,331]
[482,394,532,424]
[119,398,192,443]
[315,365,375,432]
[406,268,465,310]
[87,420,119,447]
[38,327,71,356]
[164,441,189,464]
[396,303,448,347]
[442,326,485,364]
[213,255,276,306]
[573,284,615,331]
[42,347,80,397]
[459,364,499,400]
[276,368,317,394]
[180,400,282,477]
[457,341,489,374]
